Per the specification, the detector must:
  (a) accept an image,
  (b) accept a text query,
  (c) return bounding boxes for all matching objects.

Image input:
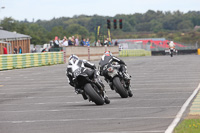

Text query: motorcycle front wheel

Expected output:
[84,83,104,105]
[113,77,128,98]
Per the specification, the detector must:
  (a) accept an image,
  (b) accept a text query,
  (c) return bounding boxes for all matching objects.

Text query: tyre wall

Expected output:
[0,52,64,70]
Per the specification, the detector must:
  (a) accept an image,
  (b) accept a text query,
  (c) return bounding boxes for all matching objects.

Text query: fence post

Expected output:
[88,46,90,61]
[105,45,107,52]
[63,51,66,63]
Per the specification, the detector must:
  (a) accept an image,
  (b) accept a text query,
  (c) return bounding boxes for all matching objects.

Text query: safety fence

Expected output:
[119,49,151,57]
[0,52,64,71]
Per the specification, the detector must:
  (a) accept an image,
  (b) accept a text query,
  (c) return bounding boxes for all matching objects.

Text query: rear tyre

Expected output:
[84,83,104,105]
[113,77,128,98]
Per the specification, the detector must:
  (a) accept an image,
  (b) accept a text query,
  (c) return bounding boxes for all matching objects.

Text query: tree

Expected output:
[0,17,17,31]
[66,24,89,37]
[177,20,193,30]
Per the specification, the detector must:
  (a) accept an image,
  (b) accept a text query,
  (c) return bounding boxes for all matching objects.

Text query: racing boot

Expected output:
[103,91,110,104]
[81,93,88,100]
[75,88,88,100]
[75,88,83,94]
[105,78,114,90]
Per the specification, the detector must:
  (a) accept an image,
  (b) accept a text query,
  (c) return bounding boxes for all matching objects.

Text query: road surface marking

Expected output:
[165,83,200,133]
[0,91,192,95]
[94,131,165,133]
[0,116,175,124]
[0,106,181,113]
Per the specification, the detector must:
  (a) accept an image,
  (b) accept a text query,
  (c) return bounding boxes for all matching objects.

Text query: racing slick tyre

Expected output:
[84,83,104,105]
[113,77,128,98]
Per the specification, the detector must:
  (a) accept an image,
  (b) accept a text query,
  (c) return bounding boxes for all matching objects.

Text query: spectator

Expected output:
[72,36,75,46]
[104,39,108,46]
[31,46,37,53]
[96,40,101,46]
[19,46,22,54]
[114,40,118,46]
[3,46,7,54]
[80,38,84,46]
[83,38,86,46]
[86,38,90,46]
[54,36,59,48]
[14,45,17,54]
[62,36,68,47]
[58,38,62,46]
[75,36,79,46]
[108,41,112,46]
[41,48,47,52]
[68,37,73,46]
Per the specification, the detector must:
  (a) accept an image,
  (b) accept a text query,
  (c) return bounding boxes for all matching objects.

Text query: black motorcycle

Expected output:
[102,62,133,98]
[73,67,110,105]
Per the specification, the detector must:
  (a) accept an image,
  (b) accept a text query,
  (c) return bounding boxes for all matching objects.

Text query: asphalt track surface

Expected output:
[0,55,200,133]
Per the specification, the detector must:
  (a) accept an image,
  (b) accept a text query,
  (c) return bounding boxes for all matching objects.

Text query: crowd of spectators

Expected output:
[53,36,119,48]
[53,36,82,47]
[1,45,23,54]
[36,36,120,53]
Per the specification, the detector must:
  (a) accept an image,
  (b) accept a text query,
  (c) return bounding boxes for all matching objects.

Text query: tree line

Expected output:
[1,10,200,45]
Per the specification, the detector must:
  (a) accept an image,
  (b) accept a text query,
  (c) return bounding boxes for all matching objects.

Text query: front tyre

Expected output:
[170,50,173,57]
[113,77,128,98]
[84,83,104,105]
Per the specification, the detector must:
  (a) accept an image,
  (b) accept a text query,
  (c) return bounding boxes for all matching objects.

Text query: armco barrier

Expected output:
[152,49,197,56]
[119,49,151,57]
[0,52,64,71]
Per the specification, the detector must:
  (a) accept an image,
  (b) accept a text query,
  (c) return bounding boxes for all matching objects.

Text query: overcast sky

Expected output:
[0,0,200,21]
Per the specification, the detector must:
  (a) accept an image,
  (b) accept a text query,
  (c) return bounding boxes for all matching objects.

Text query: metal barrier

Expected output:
[0,52,64,71]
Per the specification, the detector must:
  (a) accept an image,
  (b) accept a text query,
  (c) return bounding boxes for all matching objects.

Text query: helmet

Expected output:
[104,51,112,56]
[68,54,79,63]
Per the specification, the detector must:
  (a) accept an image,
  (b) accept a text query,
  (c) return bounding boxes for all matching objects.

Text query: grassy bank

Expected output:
[174,119,200,133]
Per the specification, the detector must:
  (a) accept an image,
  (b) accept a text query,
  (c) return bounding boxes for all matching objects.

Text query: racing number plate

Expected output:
[74,68,82,77]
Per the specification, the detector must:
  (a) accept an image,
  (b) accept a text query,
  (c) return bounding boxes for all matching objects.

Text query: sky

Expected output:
[0,0,200,21]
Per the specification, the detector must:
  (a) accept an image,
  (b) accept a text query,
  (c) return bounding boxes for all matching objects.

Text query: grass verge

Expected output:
[174,119,200,133]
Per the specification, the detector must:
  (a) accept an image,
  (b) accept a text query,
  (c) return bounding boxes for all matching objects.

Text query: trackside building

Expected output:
[0,29,31,54]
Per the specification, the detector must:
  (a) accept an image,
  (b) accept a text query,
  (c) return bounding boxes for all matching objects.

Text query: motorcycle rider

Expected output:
[99,51,132,96]
[66,54,108,100]
[168,41,177,55]
[169,41,175,49]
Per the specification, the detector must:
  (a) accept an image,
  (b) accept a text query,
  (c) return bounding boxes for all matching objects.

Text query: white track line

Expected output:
[0,106,181,113]
[0,116,174,124]
[0,91,192,95]
[94,131,164,133]
[165,83,200,133]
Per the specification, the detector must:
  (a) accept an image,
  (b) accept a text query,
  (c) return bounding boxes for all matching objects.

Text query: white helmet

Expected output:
[68,54,79,63]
